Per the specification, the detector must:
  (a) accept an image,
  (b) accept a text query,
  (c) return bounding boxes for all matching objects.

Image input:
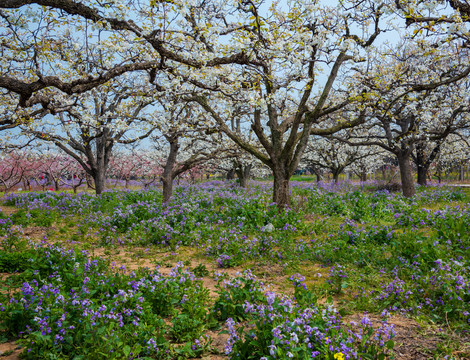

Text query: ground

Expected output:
[0,182,469,359]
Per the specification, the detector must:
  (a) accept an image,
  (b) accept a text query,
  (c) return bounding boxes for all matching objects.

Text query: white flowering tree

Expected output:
[335,37,470,196]
[0,0,255,109]
[22,78,157,194]
[149,100,232,202]
[9,0,470,202]
[429,133,470,182]
[302,130,383,183]
[392,1,470,186]
[395,0,470,46]
[0,0,273,195]
[182,0,386,207]
[409,83,470,185]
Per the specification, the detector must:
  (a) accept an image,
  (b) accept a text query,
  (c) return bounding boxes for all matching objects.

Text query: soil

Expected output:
[0,206,17,216]
[0,342,22,359]
[346,313,470,359]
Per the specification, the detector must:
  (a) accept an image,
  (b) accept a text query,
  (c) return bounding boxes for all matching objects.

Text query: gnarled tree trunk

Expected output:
[235,163,252,188]
[397,152,415,198]
[93,167,107,195]
[226,168,235,180]
[417,167,428,186]
[415,142,427,186]
[333,171,340,183]
[161,134,179,204]
[161,176,173,204]
[272,166,291,208]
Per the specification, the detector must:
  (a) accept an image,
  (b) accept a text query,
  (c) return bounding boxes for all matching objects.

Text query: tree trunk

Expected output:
[226,168,235,180]
[162,176,173,203]
[91,129,113,195]
[316,173,321,182]
[415,142,427,186]
[86,174,94,190]
[161,134,179,204]
[414,141,442,187]
[273,168,290,208]
[94,168,106,195]
[235,164,252,188]
[333,171,340,183]
[360,172,367,182]
[417,166,428,186]
[397,153,415,198]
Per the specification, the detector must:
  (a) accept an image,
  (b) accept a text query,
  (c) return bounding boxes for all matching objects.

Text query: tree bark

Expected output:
[235,163,251,188]
[333,171,340,183]
[273,167,290,208]
[414,141,442,187]
[226,168,235,180]
[90,129,113,195]
[54,178,60,191]
[359,171,367,182]
[415,142,427,186]
[437,163,442,183]
[161,134,179,203]
[397,153,415,197]
[417,166,428,186]
[93,167,106,195]
[162,176,173,203]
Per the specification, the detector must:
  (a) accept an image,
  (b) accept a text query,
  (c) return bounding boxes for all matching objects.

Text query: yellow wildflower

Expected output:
[334,353,345,360]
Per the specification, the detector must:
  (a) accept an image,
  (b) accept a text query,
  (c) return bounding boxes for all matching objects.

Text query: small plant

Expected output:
[171,314,204,342]
[0,251,35,273]
[212,271,265,321]
[289,273,318,306]
[327,263,349,294]
[216,254,234,268]
[192,263,209,277]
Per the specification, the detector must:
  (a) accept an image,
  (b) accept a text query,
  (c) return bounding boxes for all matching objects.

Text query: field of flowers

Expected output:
[0,181,468,359]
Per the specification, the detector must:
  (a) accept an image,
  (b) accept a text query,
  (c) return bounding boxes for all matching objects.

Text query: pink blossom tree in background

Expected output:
[0,153,24,193]
[0,151,42,192]
[32,151,73,191]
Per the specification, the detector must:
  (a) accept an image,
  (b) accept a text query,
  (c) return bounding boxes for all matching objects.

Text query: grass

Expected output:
[0,182,469,359]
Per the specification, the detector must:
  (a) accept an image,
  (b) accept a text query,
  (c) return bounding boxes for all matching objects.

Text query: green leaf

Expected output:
[123,345,131,357]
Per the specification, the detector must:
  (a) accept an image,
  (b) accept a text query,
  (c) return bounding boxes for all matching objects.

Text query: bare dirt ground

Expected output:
[0,206,16,216]
[0,341,22,359]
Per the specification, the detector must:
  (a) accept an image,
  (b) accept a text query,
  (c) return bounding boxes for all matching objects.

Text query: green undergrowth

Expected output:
[0,182,469,358]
